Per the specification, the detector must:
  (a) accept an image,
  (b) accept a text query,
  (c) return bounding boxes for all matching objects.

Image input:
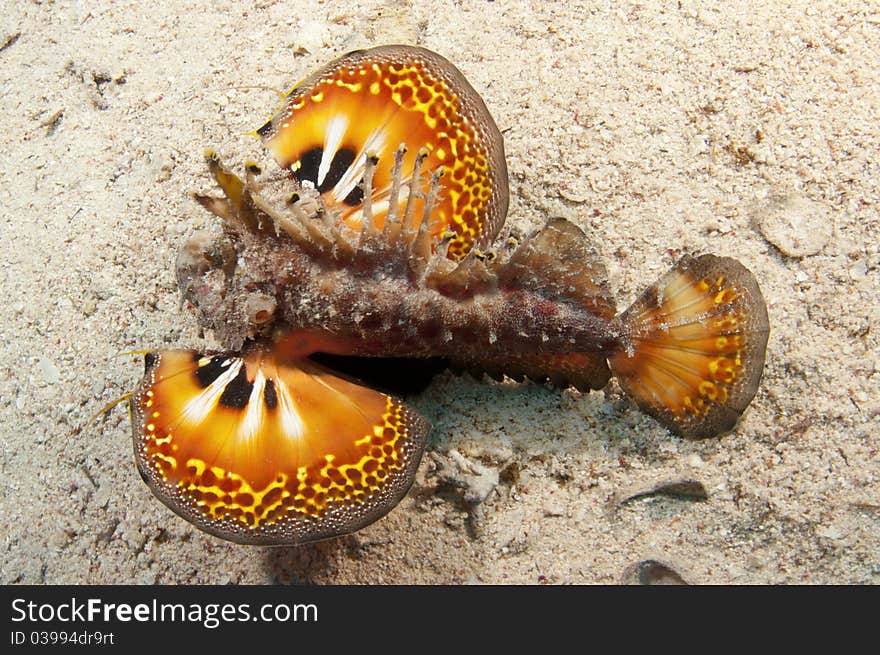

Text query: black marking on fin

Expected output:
[318,147,356,194]
[144,352,157,373]
[344,183,365,206]
[218,366,253,409]
[294,146,323,186]
[194,356,230,388]
[256,120,273,138]
[264,378,278,410]
[293,146,358,196]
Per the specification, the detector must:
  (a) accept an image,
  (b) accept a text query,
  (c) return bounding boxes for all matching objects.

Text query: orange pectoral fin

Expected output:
[130,349,430,545]
[257,45,509,259]
[609,254,769,438]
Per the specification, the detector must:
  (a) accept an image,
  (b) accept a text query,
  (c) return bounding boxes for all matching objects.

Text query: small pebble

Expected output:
[543,496,566,517]
[621,559,689,585]
[817,524,845,540]
[91,379,106,398]
[291,20,325,54]
[39,357,59,384]
[135,570,157,585]
[850,259,867,280]
[751,191,832,257]
[94,486,112,509]
[614,478,709,507]
[438,450,500,505]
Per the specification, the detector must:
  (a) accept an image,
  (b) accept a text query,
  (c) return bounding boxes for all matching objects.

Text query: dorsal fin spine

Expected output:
[383,144,407,236]
[402,148,428,237]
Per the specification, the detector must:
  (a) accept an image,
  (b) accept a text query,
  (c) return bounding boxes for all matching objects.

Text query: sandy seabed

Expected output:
[1,0,877,584]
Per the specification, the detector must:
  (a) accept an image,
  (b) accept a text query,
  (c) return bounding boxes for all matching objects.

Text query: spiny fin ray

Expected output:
[496,217,617,319]
[453,351,611,393]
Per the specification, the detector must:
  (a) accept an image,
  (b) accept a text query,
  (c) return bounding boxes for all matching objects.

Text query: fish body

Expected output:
[182,164,619,380]
[130,46,770,545]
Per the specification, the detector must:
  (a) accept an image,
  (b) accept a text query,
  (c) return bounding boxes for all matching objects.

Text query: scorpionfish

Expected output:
[129,45,770,546]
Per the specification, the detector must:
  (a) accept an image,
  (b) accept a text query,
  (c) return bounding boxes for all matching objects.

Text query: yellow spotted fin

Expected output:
[130,348,429,545]
[609,254,769,438]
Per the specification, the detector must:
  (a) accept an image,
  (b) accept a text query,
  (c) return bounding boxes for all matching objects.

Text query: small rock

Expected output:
[136,571,157,584]
[621,559,689,585]
[543,496,566,517]
[499,461,521,486]
[613,477,709,508]
[817,524,845,540]
[745,555,764,571]
[751,191,832,257]
[122,523,149,552]
[39,357,59,384]
[48,528,72,550]
[850,259,868,280]
[95,518,120,544]
[452,450,499,505]
[443,511,467,531]
[435,449,500,506]
[91,378,106,398]
[558,183,590,203]
[93,486,112,509]
[291,20,325,54]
